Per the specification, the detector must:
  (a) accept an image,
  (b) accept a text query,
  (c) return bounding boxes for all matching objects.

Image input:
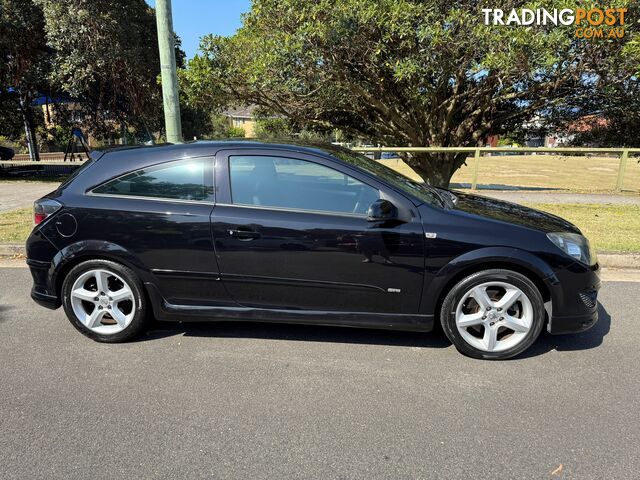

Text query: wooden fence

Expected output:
[353,146,640,192]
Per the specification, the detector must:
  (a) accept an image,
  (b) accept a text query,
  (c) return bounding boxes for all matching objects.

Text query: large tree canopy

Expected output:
[36,0,162,137]
[2,0,168,146]
[0,0,50,153]
[545,32,640,148]
[185,0,638,186]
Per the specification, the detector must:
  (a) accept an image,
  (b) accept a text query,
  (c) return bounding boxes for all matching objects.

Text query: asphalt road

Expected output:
[1,268,639,479]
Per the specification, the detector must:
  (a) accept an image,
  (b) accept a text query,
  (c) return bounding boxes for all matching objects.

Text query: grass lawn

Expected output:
[0,208,33,244]
[0,202,637,254]
[524,203,640,254]
[381,154,640,193]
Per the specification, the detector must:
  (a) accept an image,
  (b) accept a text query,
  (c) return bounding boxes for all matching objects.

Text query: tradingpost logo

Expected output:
[482,7,628,39]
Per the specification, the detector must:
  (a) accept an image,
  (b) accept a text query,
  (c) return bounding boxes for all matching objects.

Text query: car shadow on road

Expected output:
[140,303,610,356]
[142,320,451,349]
[518,302,611,359]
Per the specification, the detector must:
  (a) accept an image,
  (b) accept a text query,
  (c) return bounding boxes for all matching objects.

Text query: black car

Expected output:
[26,141,600,359]
[0,146,15,160]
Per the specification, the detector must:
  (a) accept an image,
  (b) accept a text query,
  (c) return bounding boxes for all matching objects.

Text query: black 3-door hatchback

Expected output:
[26,141,600,359]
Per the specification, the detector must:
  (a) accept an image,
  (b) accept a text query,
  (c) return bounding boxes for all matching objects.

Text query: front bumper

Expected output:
[548,309,598,334]
[546,261,600,335]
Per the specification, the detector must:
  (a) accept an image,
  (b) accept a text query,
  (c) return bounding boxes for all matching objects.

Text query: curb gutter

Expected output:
[0,244,26,257]
[1,244,639,269]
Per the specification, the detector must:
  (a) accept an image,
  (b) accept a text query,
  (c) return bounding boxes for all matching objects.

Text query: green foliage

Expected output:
[45,125,72,151]
[173,33,187,69]
[180,40,232,114]
[254,117,293,139]
[177,66,217,140]
[36,0,163,138]
[297,129,331,143]
[497,137,520,147]
[0,91,24,139]
[188,0,639,186]
[623,35,640,75]
[205,114,245,139]
[0,0,50,145]
[0,0,49,96]
[227,126,246,138]
[0,134,27,153]
[180,103,211,140]
[2,0,176,145]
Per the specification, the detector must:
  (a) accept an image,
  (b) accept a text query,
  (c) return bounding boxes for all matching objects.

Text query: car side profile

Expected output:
[26,141,600,359]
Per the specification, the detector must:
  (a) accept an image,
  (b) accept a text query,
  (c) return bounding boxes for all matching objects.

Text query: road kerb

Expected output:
[0,244,26,258]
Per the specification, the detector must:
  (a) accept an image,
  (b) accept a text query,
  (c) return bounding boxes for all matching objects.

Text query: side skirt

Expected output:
[145,283,434,332]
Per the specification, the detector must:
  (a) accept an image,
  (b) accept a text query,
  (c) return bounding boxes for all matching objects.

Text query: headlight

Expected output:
[547,232,597,266]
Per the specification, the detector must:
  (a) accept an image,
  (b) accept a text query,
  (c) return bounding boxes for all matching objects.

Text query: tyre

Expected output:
[440,269,545,360]
[61,259,148,342]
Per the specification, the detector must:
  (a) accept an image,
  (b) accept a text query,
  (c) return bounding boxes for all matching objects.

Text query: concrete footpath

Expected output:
[478,191,640,205]
[0,182,60,212]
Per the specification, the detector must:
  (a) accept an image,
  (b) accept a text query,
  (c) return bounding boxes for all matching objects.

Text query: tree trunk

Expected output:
[19,93,40,162]
[406,152,467,188]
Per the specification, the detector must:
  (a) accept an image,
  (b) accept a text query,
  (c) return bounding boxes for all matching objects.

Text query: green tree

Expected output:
[0,0,50,158]
[208,114,244,139]
[543,36,640,148]
[187,0,638,186]
[547,80,640,148]
[253,116,294,139]
[36,0,162,138]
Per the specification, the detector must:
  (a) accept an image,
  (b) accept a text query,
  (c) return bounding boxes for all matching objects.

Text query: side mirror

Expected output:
[367,199,398,222]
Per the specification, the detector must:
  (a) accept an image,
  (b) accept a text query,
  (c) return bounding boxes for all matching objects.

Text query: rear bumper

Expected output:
[31,287,60,310]
[546,261,600,335]
[26,228,61,310]
[27,257,60,310]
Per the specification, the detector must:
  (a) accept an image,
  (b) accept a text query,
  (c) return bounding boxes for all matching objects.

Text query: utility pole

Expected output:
[155,0,182,143]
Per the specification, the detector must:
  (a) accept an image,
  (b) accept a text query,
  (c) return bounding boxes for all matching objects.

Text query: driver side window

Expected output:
[229,156,379,215]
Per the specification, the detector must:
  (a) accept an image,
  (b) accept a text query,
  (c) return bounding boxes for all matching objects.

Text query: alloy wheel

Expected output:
[69,269,136,335]
[455,281,533,353]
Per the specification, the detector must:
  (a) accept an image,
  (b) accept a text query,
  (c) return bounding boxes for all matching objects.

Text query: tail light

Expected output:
[34,199,62,225]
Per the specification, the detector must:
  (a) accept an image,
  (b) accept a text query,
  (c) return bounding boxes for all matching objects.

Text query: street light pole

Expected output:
[155,0,182,144]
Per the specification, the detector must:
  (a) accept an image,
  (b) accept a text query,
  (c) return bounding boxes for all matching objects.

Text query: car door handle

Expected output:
[227,229,261,240]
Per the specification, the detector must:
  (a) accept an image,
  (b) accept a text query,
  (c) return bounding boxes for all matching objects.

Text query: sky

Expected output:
[145,0,251,59]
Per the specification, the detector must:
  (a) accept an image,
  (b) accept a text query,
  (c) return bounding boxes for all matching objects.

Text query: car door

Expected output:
[86,156,230,306]
[210,148,425,314]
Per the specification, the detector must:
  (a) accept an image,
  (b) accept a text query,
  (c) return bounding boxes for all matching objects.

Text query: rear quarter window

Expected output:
[92,158,213,202]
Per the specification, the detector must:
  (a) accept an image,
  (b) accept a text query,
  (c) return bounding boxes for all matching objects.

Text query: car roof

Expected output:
[76,140,368,195]
[92,139,340,163]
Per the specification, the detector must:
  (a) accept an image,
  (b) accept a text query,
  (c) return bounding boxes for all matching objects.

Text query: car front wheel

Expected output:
[440,269,545,360]
[61,259,147,342]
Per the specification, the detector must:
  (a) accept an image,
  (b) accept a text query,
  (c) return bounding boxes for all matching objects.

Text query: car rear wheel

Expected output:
[440,269,545,360]
[61,259,147,342]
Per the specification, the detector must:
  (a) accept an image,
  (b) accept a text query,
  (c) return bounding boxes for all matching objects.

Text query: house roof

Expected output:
[223,105,257,119]
[567,115,610,133]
